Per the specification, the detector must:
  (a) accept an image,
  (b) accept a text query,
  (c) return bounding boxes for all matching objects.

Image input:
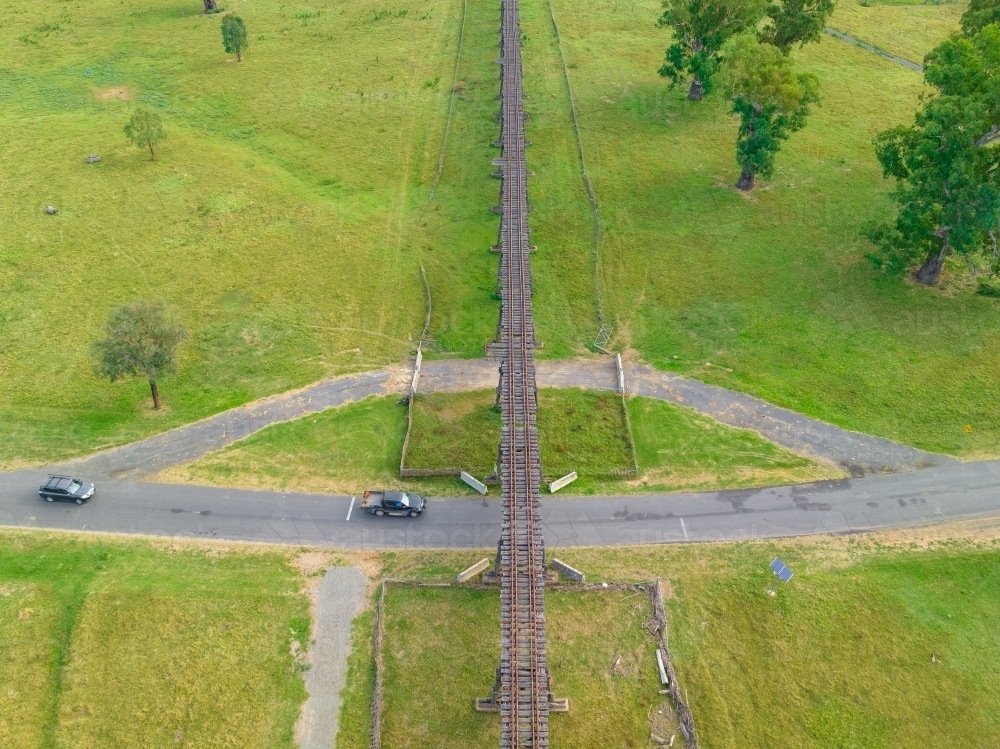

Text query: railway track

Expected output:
[493,0,551,746]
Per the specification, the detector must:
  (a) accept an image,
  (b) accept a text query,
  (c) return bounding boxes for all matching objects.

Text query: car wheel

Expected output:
[375,509,384,516]
[409,511,419,517]
[75,498,84,505]
[46,496,54,502]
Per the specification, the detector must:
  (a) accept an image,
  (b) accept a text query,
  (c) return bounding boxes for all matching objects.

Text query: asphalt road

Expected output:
[3,459,999,548]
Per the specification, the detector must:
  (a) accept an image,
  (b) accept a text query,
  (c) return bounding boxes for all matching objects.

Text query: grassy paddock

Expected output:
[0,531,310,748]
[336,584,665,749]
[828,0,968,62]
[338,523,1000,748]
[545,0,1000,456]
[157,394,411,494]
[626,396,837,492]
[0,0,464,466]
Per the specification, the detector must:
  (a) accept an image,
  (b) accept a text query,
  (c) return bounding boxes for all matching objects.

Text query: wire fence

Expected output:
[369,577,388,749]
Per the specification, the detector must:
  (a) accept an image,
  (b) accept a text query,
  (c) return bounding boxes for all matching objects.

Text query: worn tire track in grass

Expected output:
[41,575,94,749]
[823,28,924,73]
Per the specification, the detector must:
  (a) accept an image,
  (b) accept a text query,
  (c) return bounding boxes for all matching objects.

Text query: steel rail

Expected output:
[495,0,548,746]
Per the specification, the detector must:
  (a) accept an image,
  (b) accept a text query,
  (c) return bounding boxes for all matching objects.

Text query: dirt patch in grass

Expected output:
[294,550,342,578]
[93,87,130,100]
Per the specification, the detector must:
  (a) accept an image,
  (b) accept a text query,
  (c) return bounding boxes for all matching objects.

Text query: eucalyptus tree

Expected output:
[656,0,767,100]
[961,0,1000,36]
[869,25,1000,284]
[722,34,820,190]
[124,108,166,161]
[759,0,836,53]
[92,302,187,410]
[222,15,248,62]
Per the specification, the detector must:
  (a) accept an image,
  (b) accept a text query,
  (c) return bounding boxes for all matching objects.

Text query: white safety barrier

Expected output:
[548,471,578,493]
[460,471,488,495]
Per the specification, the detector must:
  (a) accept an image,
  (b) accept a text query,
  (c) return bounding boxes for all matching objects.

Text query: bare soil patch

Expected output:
[94,87,130,100]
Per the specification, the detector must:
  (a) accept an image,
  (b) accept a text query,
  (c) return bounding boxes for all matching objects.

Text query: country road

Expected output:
[3,458,998,548]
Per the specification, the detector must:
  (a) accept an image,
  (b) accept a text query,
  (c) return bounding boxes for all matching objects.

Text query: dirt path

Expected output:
[58,357,951,480]
[296,566,367,749]
[626,363,953,475]
[64,368,404,480]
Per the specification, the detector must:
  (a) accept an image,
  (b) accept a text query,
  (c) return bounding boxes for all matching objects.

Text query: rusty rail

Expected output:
[493,0,550,746]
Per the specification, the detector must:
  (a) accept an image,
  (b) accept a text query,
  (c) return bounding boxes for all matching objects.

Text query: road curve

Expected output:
[2,459,998,548]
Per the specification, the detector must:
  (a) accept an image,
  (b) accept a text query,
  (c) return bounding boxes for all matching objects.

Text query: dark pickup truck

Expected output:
[361,490,426,517]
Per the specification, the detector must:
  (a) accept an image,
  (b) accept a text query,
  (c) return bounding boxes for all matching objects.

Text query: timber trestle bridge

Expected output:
[473,0,565,746]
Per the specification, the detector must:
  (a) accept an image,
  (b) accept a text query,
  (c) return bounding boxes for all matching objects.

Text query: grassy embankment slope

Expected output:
[545,0,1000,457]
[0,0,458,466]
[158,389,836,495]
[337,525,1000,748]
[0,531,310,748]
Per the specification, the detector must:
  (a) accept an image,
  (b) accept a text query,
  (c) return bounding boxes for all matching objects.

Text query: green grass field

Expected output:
[0,531,309,748]
[543,0,1000,457]
[4,0,997,469]
[336,585,665,749]
[0,0,461,466]
[828,0,967,63]
[159,389,834,495]
[337,527,1000,748]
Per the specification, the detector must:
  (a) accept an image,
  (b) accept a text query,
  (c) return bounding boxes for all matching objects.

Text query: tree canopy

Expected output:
[759,0,836,54]
[657,0,768,99]
[722,33,820,190]
[222,15,248,62]
[123,108,166,161]
[91,301,187,410]
[961,0,1000,37]
[869,25,1000,285]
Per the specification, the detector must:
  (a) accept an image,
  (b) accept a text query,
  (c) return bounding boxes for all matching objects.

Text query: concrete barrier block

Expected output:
[457,558,491,583]
[548,471,577,493]
[461,471,488,495]
[549,558,585,583]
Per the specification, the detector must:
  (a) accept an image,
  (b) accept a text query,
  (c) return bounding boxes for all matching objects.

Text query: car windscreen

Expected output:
[399,493,411,508]
[67,480,81,493]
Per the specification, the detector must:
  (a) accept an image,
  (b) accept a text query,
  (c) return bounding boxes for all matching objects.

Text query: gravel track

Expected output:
[296,566,368,749]
[54,357,949,480]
